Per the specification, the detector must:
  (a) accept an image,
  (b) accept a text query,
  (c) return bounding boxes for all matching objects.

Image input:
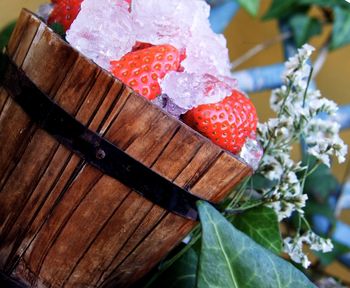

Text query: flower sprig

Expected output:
[254,44,347,267]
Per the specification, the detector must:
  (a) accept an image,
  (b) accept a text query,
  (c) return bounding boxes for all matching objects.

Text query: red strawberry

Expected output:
[110,44,181,100]
[182,90,258,154]
[48,0,83,32]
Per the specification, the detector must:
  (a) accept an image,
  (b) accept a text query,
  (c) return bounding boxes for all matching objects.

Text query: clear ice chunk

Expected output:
[152,94,188,118]
[131,0,232,77]
[160,71,237,112]
[66,0,136,70]
[239,136,264,171]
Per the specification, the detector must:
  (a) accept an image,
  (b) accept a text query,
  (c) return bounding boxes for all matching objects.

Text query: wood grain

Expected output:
[0,9,252,288]
[0,11,41,191]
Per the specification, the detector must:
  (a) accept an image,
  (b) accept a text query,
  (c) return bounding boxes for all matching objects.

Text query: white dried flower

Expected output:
[305,119,347,166]
[282,44,315,85]
[304,231,333,253]
[283,231,333,268]
[283,236,311,268]
[259,155,284,181]
[308,98,338,116]
[257,43,347,224]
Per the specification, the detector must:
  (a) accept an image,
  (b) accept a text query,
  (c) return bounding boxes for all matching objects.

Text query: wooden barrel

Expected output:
[0,9,252,288]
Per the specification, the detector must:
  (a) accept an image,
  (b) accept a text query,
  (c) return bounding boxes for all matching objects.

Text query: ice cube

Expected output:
[152,94,188,118]
[182,29,232,77]
[131,0,232,77]
[66,0,136,70]
[239,136,264,171]
[131,0,202,48]
[160,71,237,113]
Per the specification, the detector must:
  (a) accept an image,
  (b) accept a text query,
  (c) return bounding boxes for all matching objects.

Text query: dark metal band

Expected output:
[1,56,205,220]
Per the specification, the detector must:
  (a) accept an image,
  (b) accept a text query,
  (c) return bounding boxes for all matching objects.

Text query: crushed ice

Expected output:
[160,72,237,111]
[66,0,135,70]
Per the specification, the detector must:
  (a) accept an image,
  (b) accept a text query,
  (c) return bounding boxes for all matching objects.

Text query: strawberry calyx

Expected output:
[48,0,83,32]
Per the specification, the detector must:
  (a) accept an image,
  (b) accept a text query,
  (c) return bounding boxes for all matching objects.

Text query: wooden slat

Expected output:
[0,88,9,121]
[0,11,42,189]
[0,9,34,125]
[7,10,35,58]
[190,152,251,202]
[21,23,79,96]
[104,213,194,288]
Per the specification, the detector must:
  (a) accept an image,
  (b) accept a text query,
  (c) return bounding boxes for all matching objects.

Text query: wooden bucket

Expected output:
[0,10,252,288]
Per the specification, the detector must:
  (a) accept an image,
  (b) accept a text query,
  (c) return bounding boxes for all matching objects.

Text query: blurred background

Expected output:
[1,0,349,285]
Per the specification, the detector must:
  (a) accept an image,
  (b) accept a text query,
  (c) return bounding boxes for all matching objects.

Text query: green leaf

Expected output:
[289,14,322,47]
[197,201,316,288]
[263,0,299,20]
[232,206,282,254]
[150,248,198,288]
[330,6,350,50]
[237,0,261,16]
[0,21,16,52]
[304,164,338,201]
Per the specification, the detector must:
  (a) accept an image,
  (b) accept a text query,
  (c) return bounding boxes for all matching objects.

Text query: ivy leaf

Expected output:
[237,0,261,17]
[150,248,198,288]
[263,0,299,20]
[330,6,350,50]
[197,201,316,288]
[289,14,322,47]
[232,206,282,254]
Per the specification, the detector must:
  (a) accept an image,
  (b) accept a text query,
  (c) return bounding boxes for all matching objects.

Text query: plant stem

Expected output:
[301,215,312,231]
[231,31,291,70]
[277,81,293,118]
[224,200,264,215]
[305,161,321,177]
[227,176,251,209]
[303,67,314,108]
